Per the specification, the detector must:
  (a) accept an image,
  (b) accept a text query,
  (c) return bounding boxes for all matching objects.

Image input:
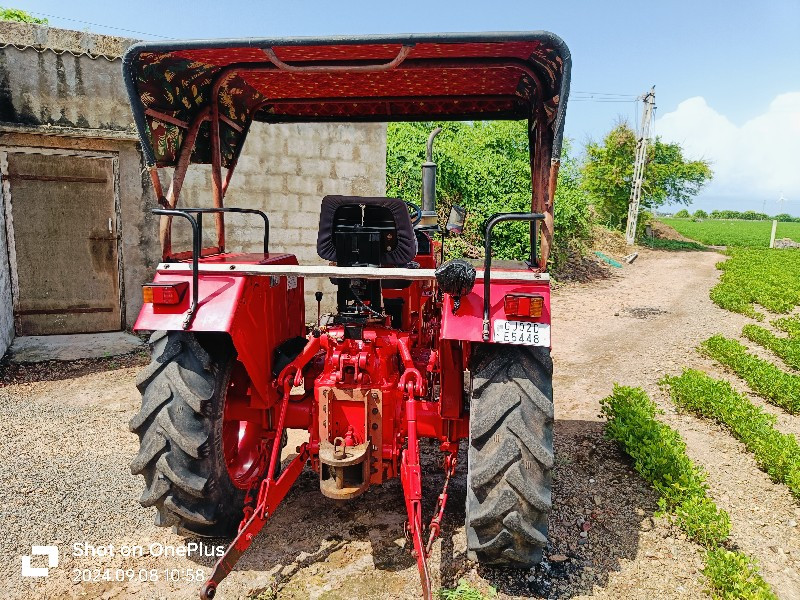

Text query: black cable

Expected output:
[347,283,384,318]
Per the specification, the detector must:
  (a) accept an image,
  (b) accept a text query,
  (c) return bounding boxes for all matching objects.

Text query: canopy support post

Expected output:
[158,107,211,259]
[529,107,553,271]
[211,74,234,253]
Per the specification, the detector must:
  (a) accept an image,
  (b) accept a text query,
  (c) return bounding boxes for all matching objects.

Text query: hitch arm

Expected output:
[200,443,309,599]
[401,395,430,600]
[200,381,305,599]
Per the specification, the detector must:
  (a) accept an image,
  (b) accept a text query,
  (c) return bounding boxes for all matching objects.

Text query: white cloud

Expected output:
[655,92,800,211]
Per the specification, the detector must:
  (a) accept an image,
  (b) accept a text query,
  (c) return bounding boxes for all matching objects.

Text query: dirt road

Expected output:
[2,248,798,599]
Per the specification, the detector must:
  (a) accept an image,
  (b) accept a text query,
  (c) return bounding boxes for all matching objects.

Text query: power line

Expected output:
[25,10,169,39]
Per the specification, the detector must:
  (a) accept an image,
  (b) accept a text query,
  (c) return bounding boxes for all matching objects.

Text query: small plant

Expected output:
[699,335,800,413]
[772,315,800,339]
[439,579,496,600]
[703,548,776,599]
[742,324,800,370]
[600,385,729,546]
[662,369,800,499]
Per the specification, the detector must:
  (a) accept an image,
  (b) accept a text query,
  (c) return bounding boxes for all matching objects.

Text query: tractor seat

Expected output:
[317,195,416,267]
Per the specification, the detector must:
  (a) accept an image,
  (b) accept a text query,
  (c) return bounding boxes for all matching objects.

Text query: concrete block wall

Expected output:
[177,121,388,318]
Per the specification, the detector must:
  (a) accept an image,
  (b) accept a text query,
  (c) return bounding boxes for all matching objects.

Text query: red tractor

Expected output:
[123,32,570,599]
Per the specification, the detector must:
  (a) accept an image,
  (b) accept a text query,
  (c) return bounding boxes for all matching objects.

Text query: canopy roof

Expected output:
[122,32,571,169]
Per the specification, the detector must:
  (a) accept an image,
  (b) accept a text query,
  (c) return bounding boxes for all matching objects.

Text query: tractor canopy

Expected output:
[122,32,571,169]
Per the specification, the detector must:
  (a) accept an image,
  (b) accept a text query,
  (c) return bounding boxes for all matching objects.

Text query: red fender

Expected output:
[134,253,305,407]
[439,273,551,346]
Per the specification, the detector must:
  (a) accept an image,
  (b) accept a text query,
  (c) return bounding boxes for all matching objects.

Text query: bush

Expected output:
[742,324,800,370]
[674,209,691,218]
[386,121,592,271]
[693,209,708,219]
[662,369,800,498]
[703,548,776,600]
[600,385,730,546]
[699,335,800,413]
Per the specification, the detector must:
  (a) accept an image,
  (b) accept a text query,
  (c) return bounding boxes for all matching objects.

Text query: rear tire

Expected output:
[465,344,554,566]
[130,331,246,537]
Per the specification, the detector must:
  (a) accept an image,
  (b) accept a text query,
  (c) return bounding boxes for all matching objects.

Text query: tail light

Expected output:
[504,293,544,318]
[143,281,189,305]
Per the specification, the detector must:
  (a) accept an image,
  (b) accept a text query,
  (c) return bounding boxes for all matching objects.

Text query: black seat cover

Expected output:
[317,195,416,266]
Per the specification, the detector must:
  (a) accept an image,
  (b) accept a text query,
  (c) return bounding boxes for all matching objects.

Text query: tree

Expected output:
[693,209,708,219]
[386,121,591,269]
[582,123,712,231]
[0,7,48,23]
[674,209,691,218]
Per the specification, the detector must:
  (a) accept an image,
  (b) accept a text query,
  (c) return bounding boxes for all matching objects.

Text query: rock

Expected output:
[549,554,569,563]
[593,495,602,506]
[788,519,797,528]
[580,531,588,538]
[578,538,587,546]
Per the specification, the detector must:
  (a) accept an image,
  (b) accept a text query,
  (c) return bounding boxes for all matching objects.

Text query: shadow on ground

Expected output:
[175,419,658,599]
[0,350,148,385]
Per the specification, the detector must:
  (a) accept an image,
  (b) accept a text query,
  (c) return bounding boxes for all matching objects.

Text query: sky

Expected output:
[13,0,800,215]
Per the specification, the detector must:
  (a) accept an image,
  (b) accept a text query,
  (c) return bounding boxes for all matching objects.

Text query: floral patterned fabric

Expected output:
[125,37,569,168]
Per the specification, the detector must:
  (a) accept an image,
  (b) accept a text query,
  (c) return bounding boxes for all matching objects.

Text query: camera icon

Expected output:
[21,546,59,577]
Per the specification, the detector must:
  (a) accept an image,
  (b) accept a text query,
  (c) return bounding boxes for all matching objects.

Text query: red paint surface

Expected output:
[440,273,551,345]
[135,253,304,405]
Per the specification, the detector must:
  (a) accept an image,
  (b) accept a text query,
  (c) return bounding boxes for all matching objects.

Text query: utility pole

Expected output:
[625,86,656,245]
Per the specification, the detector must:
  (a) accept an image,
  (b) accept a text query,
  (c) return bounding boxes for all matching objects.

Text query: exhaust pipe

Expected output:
[420,127,442,229]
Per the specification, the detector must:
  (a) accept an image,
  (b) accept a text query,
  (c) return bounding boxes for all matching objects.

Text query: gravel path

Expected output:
[1,247,798,599]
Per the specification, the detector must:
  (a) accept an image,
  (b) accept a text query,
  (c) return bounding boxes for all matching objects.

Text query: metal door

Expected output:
[3,151,121,335]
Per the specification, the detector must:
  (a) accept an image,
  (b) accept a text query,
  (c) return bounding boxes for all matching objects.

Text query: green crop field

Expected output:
[661,218,800,247]
[709,248,800,319]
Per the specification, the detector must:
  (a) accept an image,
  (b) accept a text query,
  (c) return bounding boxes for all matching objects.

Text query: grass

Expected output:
[742,324,800,370]
[699,335,800,413]
[661,218,800,247]
[772,315,800,339]
[601,385,775,599]
[639,237,708,251]
[662,369,800,500]
[709,248,800,319]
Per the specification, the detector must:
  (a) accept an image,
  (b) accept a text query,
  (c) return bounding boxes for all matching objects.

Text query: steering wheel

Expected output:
[405,201,422,227]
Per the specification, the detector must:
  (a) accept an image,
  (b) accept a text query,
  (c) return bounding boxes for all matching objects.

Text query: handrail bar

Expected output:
[482,212,546,341]
[152,208,200,329]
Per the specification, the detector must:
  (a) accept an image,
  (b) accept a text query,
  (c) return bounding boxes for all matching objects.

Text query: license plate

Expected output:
[493,319,550,346]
